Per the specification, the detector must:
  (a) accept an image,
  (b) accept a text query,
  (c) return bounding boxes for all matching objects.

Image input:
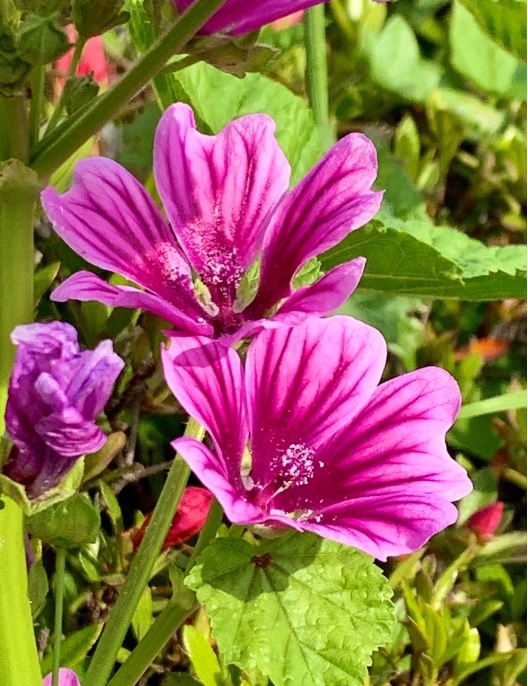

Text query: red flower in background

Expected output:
[467,502,504,541]
[133,486,214,550]
[54,25,109,99]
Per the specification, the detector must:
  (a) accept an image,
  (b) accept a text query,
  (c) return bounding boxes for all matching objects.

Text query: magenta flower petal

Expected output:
[246,316,386,486]
[4,322,123,499]
[42,158,204,323]
[173,437,263,523]
[272,258,366,325]
[162,317,471,559]
[154,104,290,302]
[250,134,382,317]
[52,271,213,336]
[43,106,382,341]
[162,335,248,488]
[173,0,327,36]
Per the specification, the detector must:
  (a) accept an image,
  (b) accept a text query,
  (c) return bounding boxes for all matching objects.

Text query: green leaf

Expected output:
[320,209,526,300]
[131,586,153,642]
[28,558,49,620]
[26,493,100,548]
[450,2,526,99]
[40,624,102,675]
[82,431,126,483]
[457,390,527,420]
[17,14,70,66]
[457,0,527,61]
[34,261,60,307]
[185,532,395,686]
[362,16,442,103]
[183,625,223,686]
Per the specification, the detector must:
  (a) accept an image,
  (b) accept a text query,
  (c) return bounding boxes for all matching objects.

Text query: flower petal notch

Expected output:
[163,317,472,561]
[3,321,123,500]
[42,103,382,343]
[173,0,329,36]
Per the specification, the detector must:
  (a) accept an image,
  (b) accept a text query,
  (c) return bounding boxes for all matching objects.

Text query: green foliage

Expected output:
[450,2,526,99]
[186,533,396,686]
[321,209,527,300]
[26,493,100,548]
[457,0,527,60]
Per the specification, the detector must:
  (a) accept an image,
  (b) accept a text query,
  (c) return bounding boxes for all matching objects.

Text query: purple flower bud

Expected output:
[3,322,123,500]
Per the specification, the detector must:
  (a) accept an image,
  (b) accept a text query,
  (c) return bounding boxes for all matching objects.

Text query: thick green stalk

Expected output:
[108,500,223,686]
[303,5,335,150]
[52,548,67,686]
[84,420,204,686]
[30,0,229,179]
[4,96,30,162]
[0,156,41,685]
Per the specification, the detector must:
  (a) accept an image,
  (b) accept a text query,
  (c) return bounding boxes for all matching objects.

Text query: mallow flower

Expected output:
[173,1,327,36]
[3,322,123,500]
[43,669,81,686]
[41,103,381,343]
[162,317,472,560]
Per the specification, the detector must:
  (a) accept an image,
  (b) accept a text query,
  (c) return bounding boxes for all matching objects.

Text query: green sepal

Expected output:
[0,457,85,516]
[17,14,70,66]
[26,492,100,548]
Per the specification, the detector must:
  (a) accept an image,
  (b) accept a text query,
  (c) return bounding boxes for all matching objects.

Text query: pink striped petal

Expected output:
[172,437,263,524]
[154,104,290,298]
[162,335,247,488]
[41,158,201,318]
[272,258,366,325]
[286,368,472,559]
[250,134,382,317]
[52,271,212,336]
[245,317,386,489]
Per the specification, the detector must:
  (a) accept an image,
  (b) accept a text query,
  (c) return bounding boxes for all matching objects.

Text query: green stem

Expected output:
[4,96,29,162]
[108,499,223,686]
[46,39,86,135]
[29,65,45,148]
[84,419,204,686]
[0,155,41,686]
[106,601,199,686]
[303,5,334,150]
[30,0,229,180]
[52,548,67,686]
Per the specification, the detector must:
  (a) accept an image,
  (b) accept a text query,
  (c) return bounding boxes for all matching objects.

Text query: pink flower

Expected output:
[43,668,81,686]
[467,502,504,541]
[161,317,472,561]
[132,486,214,549]
[174,1,326,35]
[41,104,381,343]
